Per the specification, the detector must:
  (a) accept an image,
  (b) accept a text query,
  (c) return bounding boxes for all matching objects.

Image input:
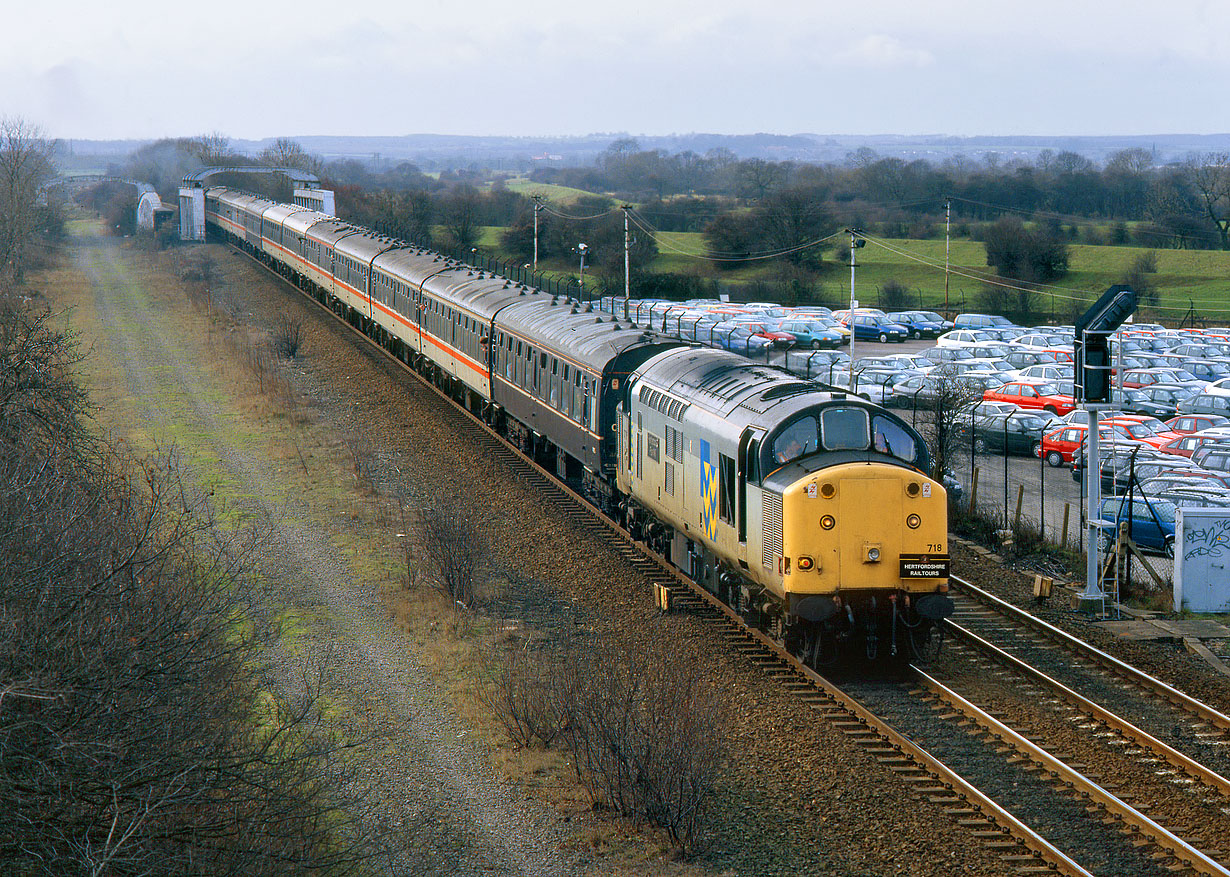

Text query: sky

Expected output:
[5,0,1230,142]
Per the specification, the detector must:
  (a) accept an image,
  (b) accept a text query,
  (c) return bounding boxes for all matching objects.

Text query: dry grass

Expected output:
[46,228,728,874]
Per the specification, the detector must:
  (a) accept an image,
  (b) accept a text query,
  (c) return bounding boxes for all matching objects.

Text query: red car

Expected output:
[1101,415,1181,449]
[731,320,796,349]
[1165,414,1230,435]
[1041,423,1140,467]
[1159,433,1227,458]
[983,381,1077,416]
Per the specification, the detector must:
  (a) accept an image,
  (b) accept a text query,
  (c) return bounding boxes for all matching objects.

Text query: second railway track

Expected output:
[236,241,1230,876]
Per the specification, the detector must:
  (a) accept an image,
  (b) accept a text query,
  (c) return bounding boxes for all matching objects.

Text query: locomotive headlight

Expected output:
[820,515,836,530]
[907,513,921,529]
[866,546,881,562]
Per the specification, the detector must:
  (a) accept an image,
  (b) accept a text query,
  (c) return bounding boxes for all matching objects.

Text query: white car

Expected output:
[936,329,995,348]
[1016,363,1073,384]
[1203,377,1230,398]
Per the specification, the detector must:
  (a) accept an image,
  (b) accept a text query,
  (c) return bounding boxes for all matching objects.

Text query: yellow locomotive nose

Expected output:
[781,463,949,597]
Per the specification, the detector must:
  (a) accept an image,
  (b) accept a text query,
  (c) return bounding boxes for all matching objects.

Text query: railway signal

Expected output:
[1074,284,1137,611]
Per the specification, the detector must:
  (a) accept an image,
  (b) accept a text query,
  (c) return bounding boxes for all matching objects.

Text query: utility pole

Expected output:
[576,243,588,304]
[622,205,632,321]
[845,228,864,393]
[944,197,952,314]
[532,195,542,273]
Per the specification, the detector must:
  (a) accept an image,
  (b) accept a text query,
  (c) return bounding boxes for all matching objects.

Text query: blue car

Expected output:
[887,311,948,339]
[1098,495,1176,556]
[847,314,909,343]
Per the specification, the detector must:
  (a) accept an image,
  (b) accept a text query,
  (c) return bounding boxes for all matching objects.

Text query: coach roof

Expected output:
[497,297,682,373]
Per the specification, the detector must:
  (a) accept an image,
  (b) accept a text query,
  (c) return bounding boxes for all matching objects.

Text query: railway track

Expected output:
[238,243,1230,875]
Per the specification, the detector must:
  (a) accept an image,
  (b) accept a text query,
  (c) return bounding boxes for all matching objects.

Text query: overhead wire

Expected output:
[626,208,844,262]
[860,234,1230,314]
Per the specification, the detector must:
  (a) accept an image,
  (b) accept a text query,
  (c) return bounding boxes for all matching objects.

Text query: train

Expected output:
[203,186,955,662]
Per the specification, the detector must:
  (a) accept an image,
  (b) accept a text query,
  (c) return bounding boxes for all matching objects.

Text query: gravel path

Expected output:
[70,229,577,877]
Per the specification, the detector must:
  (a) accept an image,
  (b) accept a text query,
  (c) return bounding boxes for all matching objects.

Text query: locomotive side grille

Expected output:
[664,462,675,496]
[762,491,783,568]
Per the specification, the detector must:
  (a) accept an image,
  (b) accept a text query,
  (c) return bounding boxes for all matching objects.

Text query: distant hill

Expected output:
[61,132,1230,171]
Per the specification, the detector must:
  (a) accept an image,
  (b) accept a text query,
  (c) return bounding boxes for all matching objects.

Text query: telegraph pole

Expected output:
[944,197,952,314]
[845,228,864,392]
[532,195,542,273]
[622,205,632,321]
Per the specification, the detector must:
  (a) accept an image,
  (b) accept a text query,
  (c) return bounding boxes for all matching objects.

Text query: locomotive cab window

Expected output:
[773,417,818,465]
[820,407,869,451]
[871,415,920,463]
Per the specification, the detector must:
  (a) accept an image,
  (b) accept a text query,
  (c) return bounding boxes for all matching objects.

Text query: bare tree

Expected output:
[0,302,376,875]
[0,117,57,284]
[441,185,481,252]
[272,313,305,358]
[1184,152,1230,249]
[914,364,979,481]
[259,138,322,175]
[558,637,725,851]
[415,492,489,607]
[195,131,233,166]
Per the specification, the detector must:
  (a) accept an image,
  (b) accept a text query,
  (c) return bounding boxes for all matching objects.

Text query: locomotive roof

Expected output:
[498,298,681,373]
[635,347,845,421]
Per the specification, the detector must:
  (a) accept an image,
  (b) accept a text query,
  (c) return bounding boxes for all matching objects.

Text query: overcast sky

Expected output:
[6,1,1230,142]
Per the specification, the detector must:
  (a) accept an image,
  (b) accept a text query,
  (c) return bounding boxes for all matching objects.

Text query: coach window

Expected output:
[550,359,560,408]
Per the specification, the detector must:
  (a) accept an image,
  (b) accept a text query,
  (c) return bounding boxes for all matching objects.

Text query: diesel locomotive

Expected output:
[204,186,953,662]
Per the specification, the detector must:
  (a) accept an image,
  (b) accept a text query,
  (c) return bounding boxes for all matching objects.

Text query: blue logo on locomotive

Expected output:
[699,439,718,542]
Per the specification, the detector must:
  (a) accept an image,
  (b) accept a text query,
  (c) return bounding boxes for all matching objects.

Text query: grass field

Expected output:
[456,216,1230,322]
[503,178,605,205]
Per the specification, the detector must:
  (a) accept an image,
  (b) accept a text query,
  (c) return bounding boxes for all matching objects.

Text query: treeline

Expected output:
[537,139,1230,251]
[0,298,375,874]
[1,118,65,283]
[106,132,1229,312]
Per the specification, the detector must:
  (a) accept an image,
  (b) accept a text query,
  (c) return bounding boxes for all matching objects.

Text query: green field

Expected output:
[503,178,605,205]
[463,220,1230,322]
